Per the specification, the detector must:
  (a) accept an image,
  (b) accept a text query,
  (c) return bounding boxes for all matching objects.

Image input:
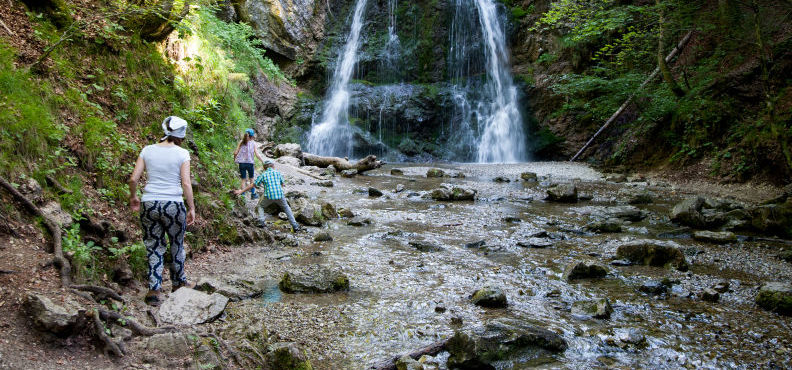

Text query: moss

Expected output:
[332,275,350,291]
[756,290,792,316]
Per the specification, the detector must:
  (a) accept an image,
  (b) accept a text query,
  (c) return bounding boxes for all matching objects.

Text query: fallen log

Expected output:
[302,153,382,173]
[370,339,447,370]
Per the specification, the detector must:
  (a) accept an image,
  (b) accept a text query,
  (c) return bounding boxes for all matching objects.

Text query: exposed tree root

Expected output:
[45,175,73,194]
[89,309,125,357]
[72,284,125,303]
[370,339,448,370]
[98,309,176,337]
[302,153,383,173]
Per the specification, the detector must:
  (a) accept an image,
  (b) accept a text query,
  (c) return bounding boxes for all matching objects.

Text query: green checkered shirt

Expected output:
[254,168,284,199]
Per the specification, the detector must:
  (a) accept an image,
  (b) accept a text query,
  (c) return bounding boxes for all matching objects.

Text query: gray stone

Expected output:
[430,186,476,201]
[347,217,371,227]
[493,176,510,183]
[693,230,737,244]
[276,156,301,167]
[338,208,355,218]
[391,168,405,176]
[396,355,424,370]
[446,318,566,368]
[603,205,646,221]
[24,293,82,335]
[756,282,792,315]
[144,332,193,355]
[670,196,706,228]
[615,239,689,271]
[520,172,538,182]
[290,198,324,226]
[320,202,337,219]
[426,168,446,178]
[713,281,730,293]
[470,287,508,308]
[40,201,73,227]
[273,143,302,158]
[18,178,43,204]
[701,288,720,302]
[585,218,623,233]
[158,288,229,325]
[368,187,384,197]
[395,184,405,193]
[341,169,358,178]
[517,238,553,248]
[313,232,333,242]
[195,276,266,301]
[279,266,349,293]
[545,184,578,203]
[639,281,668,295]
[571,298,613,319]
[564,262,608,281]
[409,241,443,252]
[605,173,627,183]
[465,240,486,249]
[312,180,333,187]
[266,342,312,370]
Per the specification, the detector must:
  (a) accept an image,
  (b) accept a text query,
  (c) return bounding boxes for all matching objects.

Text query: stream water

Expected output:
[226,163,792,369]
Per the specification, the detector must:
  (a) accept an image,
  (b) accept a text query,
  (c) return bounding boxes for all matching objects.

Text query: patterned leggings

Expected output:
[140,201,187,291]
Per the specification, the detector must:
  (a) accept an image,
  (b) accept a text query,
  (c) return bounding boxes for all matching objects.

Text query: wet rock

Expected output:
[605,173,627,183]
[40,201,73,227]
[701,288,720,302]
[602,205,646,222]
[276,156,301,167]
[520,172,538,182]
[446,318,567,369]
[312,180,333,187]
[320,202,337,219]
[502,216,521,223]
[368,187,384,197]
[517,238,553,249]
[692,230,736,244]
[391,168,405,176]
[451,172,466,178]
[571,298,613,319]
[670,285,692,298]
[756,282,792,315]
[493,176,510,183]
[159,288,228,325]
[545,184,577,203]
[564,262,608,281]
[279,266,349,293]
[395,184,405,193]
[24,293,82,335]
[338,208,354,218]
[610,259,633,266]
[617,328,647,347]
[195,276,266,301]
[430,186,477,201]
[396,355,423,370]
[615,239,689,271]
[670,196,706,228]
[409,240,443,252]
[142,332,193,356]
[291,198,324,226]
[585,218,623,233]
[639,281,668,295]
[426,168,446,178]
[322,165,336,177]
[748,202,792,237]
[470,287,508,308]
[313,232,333,242]
[713,281,730,293]
[347,217,371,227]
[266,342,312,370]
[341,169,358,178]
[273,143,302,158]
[626,190,653,205]
[778,250,792,263]
[465,240,486,249]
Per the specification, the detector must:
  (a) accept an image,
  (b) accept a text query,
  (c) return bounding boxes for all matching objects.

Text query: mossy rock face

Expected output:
[266,342,313,370]
[563,262,608,281]
[756,282,792,316]
[426,168,446,178]
[471,287,508,308]
[279,267,349,293]
[615,239,689,271]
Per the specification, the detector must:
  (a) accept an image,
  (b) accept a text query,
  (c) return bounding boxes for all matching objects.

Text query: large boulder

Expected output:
[470,287,508,308]
[195,276,266,301]
[571,298,613,319]
[18,178,43,204]
[24,293,83,335]
[545,184,577,203]
[273,143,302,158]
[279,266,349,293]
[602,205,645,222]
[142,332,194,356]
[40,201,73,227]
[564,262,608,281]
[290,198,325,226]
[692,230,737,244]
[615,239,689,271]
[756,282,792,316]
[426,168,446,178]
[276,156,302,168]
[585,219,622,233]
[748,201,792,238]
[158,288,229,325]
[266,342,313,370]
[670,196,706,228]
[446,319,567,369]
[430,185,477,201]
[409,240,443,252]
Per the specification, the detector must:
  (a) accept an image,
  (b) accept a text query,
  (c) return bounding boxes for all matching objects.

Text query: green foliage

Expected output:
[62,224,103,281]
[536,52,557,65]
[511,6,529,19]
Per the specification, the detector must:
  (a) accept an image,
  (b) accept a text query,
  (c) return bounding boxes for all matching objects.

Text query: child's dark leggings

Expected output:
[140,201,187,291]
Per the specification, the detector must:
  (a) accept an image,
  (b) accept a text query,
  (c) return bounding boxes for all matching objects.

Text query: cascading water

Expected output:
[448,0,527,163]
[306,0,369,158]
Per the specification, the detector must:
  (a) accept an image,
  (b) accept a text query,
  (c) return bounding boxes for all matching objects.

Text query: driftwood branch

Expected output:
[370,339,447,370]
[570,31,694,162]
[302,153,383,173]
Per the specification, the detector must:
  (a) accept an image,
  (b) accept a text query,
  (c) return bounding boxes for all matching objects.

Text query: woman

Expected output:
[233,128,266,200]
[129,116,196,306]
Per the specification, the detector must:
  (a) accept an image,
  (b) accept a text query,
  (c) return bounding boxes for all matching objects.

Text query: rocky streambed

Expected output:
[185,161,789,369]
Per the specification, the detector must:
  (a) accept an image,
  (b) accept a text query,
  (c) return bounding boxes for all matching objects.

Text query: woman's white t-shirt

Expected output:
[140,144,191,202]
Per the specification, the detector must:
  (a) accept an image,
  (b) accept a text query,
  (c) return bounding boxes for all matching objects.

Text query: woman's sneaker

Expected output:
[144,290,164,306]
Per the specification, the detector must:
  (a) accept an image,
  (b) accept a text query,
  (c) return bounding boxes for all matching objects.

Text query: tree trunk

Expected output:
[302,153,383,173]
[657,0,685,97]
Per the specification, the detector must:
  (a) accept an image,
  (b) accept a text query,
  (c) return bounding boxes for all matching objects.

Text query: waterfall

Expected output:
[448,0,527,163]
[306,0,369,158]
